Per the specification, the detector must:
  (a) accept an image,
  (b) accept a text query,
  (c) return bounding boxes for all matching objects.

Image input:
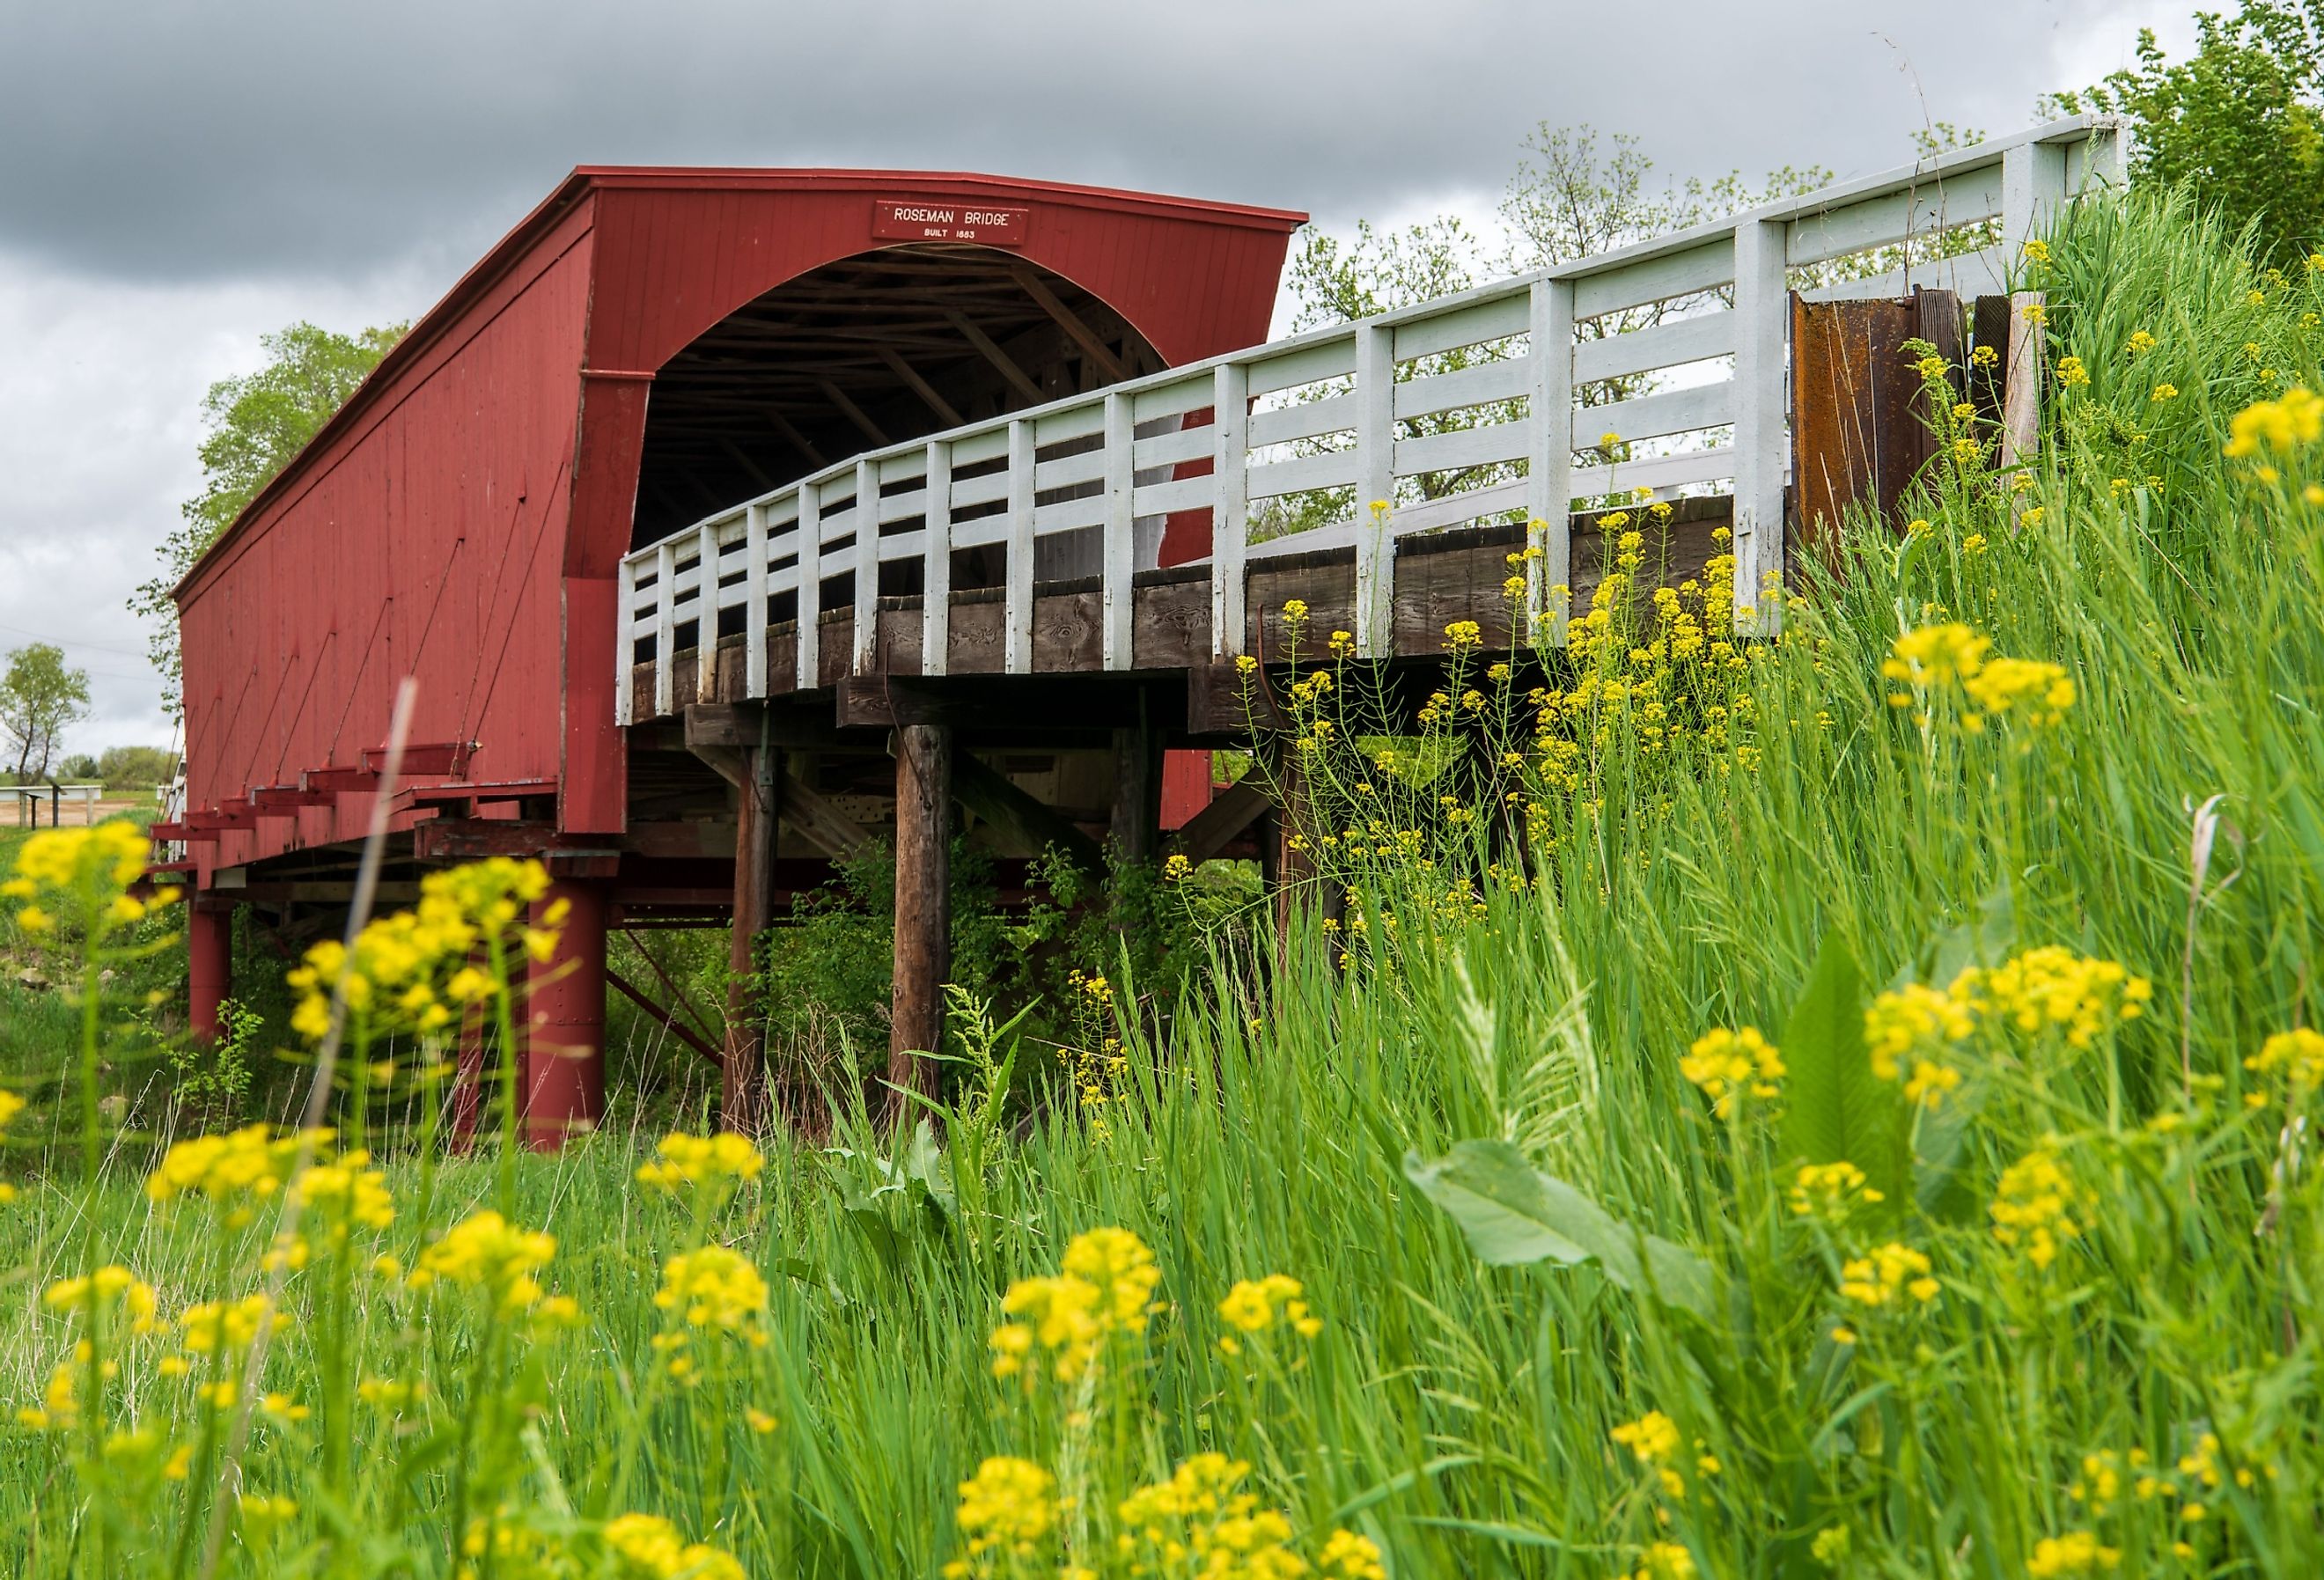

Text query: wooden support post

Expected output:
[1269,740,1321,955]
[724,719,782,1134]
[887,723,952,1122]
[1111,709,1163,866]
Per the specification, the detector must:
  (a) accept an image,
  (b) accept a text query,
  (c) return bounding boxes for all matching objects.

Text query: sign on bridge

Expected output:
[872,199,1030,246]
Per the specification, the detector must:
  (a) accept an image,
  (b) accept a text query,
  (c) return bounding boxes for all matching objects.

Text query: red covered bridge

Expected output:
[166,119,2125,1143]
[169,166,1303,1138]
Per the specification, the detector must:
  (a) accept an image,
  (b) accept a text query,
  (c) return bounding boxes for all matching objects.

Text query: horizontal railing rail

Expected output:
[616,115,2124,724]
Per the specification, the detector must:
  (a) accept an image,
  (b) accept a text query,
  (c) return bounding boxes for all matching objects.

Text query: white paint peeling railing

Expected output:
[615,117,2124,724]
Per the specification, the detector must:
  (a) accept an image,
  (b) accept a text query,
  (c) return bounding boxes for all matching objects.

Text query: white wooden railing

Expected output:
[615,116,2124,724]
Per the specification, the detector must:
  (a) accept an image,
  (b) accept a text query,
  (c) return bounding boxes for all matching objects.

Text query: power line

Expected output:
[0,618,154,662]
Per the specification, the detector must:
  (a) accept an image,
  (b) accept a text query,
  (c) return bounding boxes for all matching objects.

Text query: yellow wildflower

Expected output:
[1611,1411,1688,1499]
[180,1293,288,1356]
[1982,946,2151,1047]
[1319,1528,1386,1580]
[603,1512,746,1580]
[43,1265,160,1334]
[1837,1242,1941,1308]
[2151,383,2179,402]
[1990,1147,2082,1270]
[1217,1274,1321,1353]
[1630,1542,1697,1580]
[2056,355,2088,386]
[1680,1026,1783,1118]
[2026,1532,2121,1576]
[653,1246,769,1340]
[1963,657,2075,727]
[2127,330,2156,355]
[1789,1160,1885,1220]
[2245,1027,2324,1089]
[989,1227,1158,1383]
[1444,620,1482,651]
[1883,623,1989,691]
[147,1124,313,1212]
[635,1131,764,1194]
[951,1457,1056,1567]
[2224,386,2322,459]
[412,1209,556,1311]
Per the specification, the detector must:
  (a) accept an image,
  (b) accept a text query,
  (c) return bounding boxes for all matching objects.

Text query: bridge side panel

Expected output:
[174,206,599,882]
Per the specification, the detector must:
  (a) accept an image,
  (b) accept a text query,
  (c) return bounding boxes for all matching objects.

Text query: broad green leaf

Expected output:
[1402,1140,1591,1268]
[1403,1140,1717,1322]
[1778,930,1908,1206]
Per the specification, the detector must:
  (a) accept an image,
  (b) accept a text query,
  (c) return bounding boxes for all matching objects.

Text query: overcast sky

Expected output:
[0,0,2195,763]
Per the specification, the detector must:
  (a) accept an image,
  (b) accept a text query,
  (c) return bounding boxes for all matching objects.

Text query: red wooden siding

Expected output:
[176,171,1303,880]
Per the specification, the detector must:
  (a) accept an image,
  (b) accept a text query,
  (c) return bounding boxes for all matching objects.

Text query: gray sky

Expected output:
[0,0,2192,761]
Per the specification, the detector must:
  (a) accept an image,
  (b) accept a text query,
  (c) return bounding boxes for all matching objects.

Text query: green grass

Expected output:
[2,190,2322,1577]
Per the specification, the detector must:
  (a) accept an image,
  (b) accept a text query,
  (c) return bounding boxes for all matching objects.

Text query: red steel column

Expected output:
[188,900,232,1043]
[523,878,607,1151]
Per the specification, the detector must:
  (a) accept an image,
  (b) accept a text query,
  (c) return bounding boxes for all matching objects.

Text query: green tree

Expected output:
[1,643,92,781]
[2048,0,2324,268]
[129,320,405,715]
[93,745,179,788]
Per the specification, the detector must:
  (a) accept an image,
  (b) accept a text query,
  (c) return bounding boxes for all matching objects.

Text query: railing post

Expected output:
[652,540,677,719]
[1526,278,1575,649]
[1102,390,1134,670]
[2078,121,2129,193]
[1005,418,1034,675]
[744,503,769,698]
[1731,218,1790,633]
[922,440,951,676]
[2002,136,2069,253]
[2002,139,2069,472]
[695,520,719,702]
[796,479,821,690]
[1211,361,1248,658]
[614,555,636,724]
[1351,321,1394,657]
[853,458,880,674]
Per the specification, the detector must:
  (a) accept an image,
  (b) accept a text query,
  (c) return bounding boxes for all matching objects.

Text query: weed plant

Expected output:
[0,190,2320,1577]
